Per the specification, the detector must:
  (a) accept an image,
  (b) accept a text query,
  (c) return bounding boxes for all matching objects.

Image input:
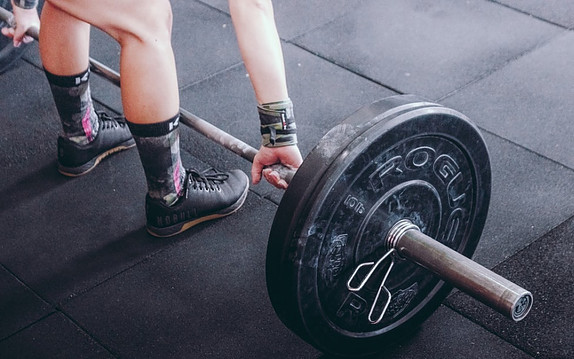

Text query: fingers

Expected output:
[13,28,26,47]
[252,146,301,189]
[1,24,31,47]
[3,5,40,47]
[3,28,23,48]
[251,159,263,185]
[252,149,286,189]
[263,168,288,189]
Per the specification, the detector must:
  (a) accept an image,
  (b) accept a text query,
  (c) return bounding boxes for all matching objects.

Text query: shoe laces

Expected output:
[97,111,128,130]
[186,169,228,194]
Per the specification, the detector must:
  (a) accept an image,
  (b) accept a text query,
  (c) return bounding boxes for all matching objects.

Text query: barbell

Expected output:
[0,7,532,357]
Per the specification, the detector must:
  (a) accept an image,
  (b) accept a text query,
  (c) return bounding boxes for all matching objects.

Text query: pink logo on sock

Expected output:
[82,107,93,141]
[174,162,182,195]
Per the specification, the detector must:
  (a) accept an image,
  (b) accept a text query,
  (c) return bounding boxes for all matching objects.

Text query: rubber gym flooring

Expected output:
[0,1,572,358]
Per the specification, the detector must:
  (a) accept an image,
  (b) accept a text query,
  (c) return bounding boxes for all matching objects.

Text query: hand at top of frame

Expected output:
[1,2,39,47]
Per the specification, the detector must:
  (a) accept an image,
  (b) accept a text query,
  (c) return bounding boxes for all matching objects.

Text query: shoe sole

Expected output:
[58,140,136,177]
[146,175,250,238]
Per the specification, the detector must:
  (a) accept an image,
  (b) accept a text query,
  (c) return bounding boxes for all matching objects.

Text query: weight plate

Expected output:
[266,95,491,357]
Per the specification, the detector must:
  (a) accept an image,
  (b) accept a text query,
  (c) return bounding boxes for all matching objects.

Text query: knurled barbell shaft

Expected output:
[388,220,532,321]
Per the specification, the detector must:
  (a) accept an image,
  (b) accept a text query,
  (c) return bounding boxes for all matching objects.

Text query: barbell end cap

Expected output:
[511,291,533,322]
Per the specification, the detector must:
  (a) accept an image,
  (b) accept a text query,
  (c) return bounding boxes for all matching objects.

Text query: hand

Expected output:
[1,2,39,47]
[252,145,303,189]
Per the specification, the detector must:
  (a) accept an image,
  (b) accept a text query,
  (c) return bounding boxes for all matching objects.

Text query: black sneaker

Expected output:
[145,168,249,237]
[57,112,135,176]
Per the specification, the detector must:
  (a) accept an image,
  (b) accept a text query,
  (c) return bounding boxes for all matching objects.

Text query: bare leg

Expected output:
[42,0,179,124]
[39,1,90,76]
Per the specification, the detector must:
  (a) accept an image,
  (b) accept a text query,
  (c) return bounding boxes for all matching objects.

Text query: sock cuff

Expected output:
[44,67,90,88]
[126,114,180,138]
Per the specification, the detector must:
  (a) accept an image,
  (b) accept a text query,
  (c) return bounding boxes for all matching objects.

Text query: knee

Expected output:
[111,0,173,46]
[148,0,174,37]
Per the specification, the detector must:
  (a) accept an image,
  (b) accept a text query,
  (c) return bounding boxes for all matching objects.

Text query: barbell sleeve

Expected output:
[387,220,533,321]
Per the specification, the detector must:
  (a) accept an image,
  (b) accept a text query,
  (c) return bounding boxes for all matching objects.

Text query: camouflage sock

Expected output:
[126,115,186,206]
[45,68,99,145]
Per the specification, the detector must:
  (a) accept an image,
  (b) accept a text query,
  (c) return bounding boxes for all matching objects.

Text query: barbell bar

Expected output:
[0,7,533,357]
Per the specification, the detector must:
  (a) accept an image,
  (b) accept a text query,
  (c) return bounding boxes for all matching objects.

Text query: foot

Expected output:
[57,112,135,176]
[145,168,250,237]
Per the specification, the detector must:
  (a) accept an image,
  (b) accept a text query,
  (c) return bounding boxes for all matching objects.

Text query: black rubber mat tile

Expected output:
[178,43,395,202]
[445,216,574,359]
[442,32,574,170]
[496,0,574,28]
[0,62,60,175]
[0,147,215,305]
[471,132,574,268]
[0,151,158,303]
[0,266,53,340]
[171,0,243,88]
[0,313,114,359]
[360,306,532,359]
[200,0,365,40]
[292,0,562,99]
[60,194,321,359]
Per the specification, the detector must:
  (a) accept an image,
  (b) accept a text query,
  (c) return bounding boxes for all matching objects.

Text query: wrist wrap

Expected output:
[258,99,297,147]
